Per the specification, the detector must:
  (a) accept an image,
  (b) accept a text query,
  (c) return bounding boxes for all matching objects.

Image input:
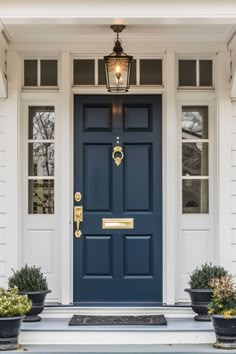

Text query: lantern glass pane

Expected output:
[105,57,131,91]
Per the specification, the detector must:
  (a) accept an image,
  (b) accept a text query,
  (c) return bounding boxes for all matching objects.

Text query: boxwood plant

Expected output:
[0,287,32,317]
[8,264,48,292]
[189,263,228,289]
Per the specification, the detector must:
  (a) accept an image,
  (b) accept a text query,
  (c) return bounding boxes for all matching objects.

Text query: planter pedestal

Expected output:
[212,315,236,349]
[0,316,23,351]
[185,288,213,322]
[20,290,51,322]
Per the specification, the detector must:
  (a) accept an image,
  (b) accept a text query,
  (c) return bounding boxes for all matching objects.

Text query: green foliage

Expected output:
[189,263,228,289]
[0,287,32,317]
[8,264,48,292]
[208,274,236,318]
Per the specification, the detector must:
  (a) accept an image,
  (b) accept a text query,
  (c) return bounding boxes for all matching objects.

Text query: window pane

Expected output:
[98,59,136,86]
[140,59,162,85]
[29,143,54,176]
[73,60,95,85]
[182,106,208,139]
[98,59,106,85]
[24,60,38,86]
[40,60,58,86]
[179,60,196,86]
[28,179,54,214]
[183,179,209,213]
[28,107,54,140]
[182,142,208,176]
[200,60,213,86]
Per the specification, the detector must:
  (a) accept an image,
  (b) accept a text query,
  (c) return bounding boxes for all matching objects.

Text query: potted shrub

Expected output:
[185,263,227,321]
[0,287,32,351]
[8,264,51,322]
[208,274,236,349]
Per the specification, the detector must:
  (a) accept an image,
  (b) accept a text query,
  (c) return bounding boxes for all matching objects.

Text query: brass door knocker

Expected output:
[112,146,124,167]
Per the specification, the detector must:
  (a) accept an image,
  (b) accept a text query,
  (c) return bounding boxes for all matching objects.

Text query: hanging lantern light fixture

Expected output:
[104,25,133,93]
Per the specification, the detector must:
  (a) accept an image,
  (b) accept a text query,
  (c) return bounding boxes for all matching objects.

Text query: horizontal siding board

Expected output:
[0,134,6,150]
[232,245,236,262]
[0,182,6,196]
[0,117,7,132]
[0,277,7,288]
[232,229,236,244]
[232,102,236,117]
[0,228,6,244]
[0,197,6,213]
[0,167,6,181]
[0,151,6,167]
[232,115,236,133]
[232,166,236,181]
[0,244,6,261]
[0,214,6,227]
[0,261,6,276]
[232,151,236,166]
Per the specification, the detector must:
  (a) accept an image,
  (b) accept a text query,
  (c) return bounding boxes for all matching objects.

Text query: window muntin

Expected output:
[181,106,209,214]
[28,106,55,214]
[24,59,58,87]
[178,59,213,88]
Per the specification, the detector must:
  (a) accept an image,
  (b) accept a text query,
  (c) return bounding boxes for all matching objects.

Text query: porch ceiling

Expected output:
[1,0,236,43]
[0,23,235,43]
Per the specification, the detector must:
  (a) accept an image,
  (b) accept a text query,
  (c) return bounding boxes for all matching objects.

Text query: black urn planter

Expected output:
[20,290,51,322]
[211,315,236,349]
[0,316,23,351]
[185,288,213,321]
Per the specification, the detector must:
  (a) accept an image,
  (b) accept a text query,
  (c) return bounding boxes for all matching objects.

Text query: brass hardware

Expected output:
[74,192,82,202]
[112,146,124,167]
[102,218,134,229]
[74,206,83,238]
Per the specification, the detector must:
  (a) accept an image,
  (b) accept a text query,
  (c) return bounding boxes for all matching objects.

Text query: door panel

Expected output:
[74,95,162,305]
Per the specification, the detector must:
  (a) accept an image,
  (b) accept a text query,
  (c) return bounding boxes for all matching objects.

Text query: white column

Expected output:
[163,48,178,304]
[216,49,232,270]
[59,51,72,304]
[5,48,21,278]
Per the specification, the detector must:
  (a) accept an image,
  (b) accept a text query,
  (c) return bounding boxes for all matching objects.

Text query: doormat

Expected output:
[69,314,167,326]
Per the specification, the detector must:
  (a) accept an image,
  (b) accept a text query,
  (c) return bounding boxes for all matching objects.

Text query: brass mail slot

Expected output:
[102,218,134,230]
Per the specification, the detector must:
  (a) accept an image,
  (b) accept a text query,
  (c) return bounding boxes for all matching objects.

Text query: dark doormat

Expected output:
[69,314,167,326]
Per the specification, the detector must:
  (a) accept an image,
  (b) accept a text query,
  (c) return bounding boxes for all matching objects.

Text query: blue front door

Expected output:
[73,95,162,305]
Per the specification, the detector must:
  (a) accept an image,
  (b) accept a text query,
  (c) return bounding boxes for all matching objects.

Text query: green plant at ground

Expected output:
[0,287,32,317]
[208,274,236,318]
[8,264,48,292]
[189,263,228,289]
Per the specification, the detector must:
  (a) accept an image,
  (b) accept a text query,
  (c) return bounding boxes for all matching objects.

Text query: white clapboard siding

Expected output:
[231,102,236,278]
[0,112,7,286]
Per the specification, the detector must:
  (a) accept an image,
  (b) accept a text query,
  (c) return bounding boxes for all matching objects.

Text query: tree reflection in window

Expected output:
[181,106,209,214]
[28,107,55,214]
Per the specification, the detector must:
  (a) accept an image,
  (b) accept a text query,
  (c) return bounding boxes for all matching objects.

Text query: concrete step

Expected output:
[12,343,229,353]
[19,317,215,346]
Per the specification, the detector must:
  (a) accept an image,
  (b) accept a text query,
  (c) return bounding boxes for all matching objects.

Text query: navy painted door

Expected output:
[74,95,162,305]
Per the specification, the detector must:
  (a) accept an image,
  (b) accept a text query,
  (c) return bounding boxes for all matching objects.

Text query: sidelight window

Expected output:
[181,106,209,213]
[28,106,55,214]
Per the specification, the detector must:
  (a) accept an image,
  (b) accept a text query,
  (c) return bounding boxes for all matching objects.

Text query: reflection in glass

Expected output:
[28,180,54,214]
[182,143,208,176]
[29,143,54,176]
[29,107,54,140]
[183,179,208,213]
[182,106,208,139]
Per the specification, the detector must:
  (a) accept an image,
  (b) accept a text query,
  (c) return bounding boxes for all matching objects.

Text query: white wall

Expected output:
[231,101,236,279]
[0,100,7,288]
